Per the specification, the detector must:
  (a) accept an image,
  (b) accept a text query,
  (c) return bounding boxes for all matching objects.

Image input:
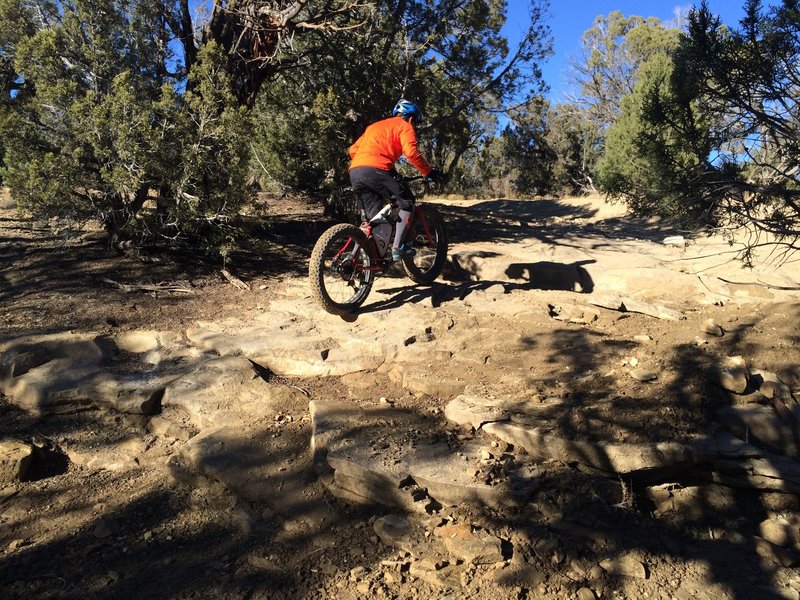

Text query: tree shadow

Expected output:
[438,197,682,247]
[524,307,800,600]
[0,392,390,599]
[2,305,798,599]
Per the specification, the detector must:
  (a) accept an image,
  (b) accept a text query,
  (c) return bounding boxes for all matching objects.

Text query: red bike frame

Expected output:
[347,203,433,272]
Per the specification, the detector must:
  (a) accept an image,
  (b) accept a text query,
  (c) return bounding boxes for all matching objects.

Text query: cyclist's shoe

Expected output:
[391,244,416,262]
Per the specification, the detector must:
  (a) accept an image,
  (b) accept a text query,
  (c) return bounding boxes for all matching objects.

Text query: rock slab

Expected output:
[483,422,707,477]
[310,400,536,511]
[0,440,33,483]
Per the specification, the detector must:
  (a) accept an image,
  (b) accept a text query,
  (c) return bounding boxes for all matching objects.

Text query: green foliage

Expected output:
[671,0,800,242]
[596,0,800,250]
[0,0,49,186]
[0,1,253,250]
[597,52,711,221]
[465,97,553,198]
[545,103,603,195]
[576,11,680,127]
[171,41,253,242]
[507,99,555,196]
[2,0,557,249]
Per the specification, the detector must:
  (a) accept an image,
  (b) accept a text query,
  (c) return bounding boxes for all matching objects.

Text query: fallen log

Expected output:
[101,278,194,294]
[221,269,250,291]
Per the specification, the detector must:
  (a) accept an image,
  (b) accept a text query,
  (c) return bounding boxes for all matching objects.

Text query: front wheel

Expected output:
[309,224,375,315]
[402,204,448,284]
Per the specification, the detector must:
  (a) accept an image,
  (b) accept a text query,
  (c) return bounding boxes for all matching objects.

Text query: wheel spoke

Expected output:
[309,224,375,314]
[402,205,447,283]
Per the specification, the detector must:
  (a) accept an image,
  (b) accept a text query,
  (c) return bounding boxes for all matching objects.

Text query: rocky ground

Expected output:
[1,190,800,599]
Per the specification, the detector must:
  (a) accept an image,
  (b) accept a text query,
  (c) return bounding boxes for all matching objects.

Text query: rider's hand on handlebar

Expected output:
[426,168,445,184]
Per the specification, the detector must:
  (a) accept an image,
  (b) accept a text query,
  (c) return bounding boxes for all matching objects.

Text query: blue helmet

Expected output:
[392,99,423,122]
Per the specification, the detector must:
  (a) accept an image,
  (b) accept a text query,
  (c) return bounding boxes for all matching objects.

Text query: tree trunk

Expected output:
[130,184,150,216]
[105,192,126,245]
[205,2,281,108]
[161,0,198,77]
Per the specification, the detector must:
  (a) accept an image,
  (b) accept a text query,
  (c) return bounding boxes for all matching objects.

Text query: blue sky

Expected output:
[511,0,778,101]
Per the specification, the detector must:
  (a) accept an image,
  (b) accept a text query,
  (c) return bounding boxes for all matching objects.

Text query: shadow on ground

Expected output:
[441,198,680,247]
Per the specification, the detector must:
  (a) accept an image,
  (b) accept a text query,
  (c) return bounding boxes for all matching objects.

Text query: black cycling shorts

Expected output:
[349,166,416,219]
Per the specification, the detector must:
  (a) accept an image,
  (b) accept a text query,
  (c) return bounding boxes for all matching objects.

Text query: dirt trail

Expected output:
[1,195,800,599]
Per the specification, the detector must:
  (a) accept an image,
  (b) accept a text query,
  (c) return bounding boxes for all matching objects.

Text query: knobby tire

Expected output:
[402,204,448,284]
[309,223,375,315]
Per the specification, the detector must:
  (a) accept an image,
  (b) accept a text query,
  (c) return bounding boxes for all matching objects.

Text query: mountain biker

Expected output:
[348,99,443,262]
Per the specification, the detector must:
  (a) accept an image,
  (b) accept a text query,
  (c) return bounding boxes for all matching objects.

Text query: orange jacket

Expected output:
[348,116,432,176]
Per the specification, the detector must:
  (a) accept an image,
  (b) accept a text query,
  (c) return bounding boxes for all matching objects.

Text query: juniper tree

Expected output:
[0,1,251,246]
[598,1,800,258]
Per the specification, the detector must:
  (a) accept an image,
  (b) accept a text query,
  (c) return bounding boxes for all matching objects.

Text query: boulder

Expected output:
[67,435,147,472]
[1,333,177,415]
[752,369,794,402]
[754,536,800,568]
[309,400,421,510]
[409,559,466,589]
[646,483,740,520]
[162,355,292,428]
[629,368,658,382]
[148,416,193,441]
[711,356,749,394]
[4,359,105,414]
[310,400,537,511]
[589,295,685,321]
[759,516,800,548]
[0,333,107,414]
[256,336,386,377]
[94,372,174,415]
[578,588,598,600]
[186,325,386,377]
[310,399,371,463]
[599,553,648,579]
[714,452,800,494]
[168,425,314,517]
[113,331,163,353]
[701,319,724,337]
[406,442,536,509]
[373,515,416,550]
[372,515,436,557]
[402,371,466,398]
[548,304,599,324]
[0,333,104,390]
[325,448,418,511]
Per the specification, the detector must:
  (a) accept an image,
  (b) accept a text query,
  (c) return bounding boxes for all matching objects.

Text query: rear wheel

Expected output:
[402,204,448,284]
[309,224,375,315]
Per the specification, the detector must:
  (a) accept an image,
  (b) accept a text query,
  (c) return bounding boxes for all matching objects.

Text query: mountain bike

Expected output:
[309,177,448,315]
